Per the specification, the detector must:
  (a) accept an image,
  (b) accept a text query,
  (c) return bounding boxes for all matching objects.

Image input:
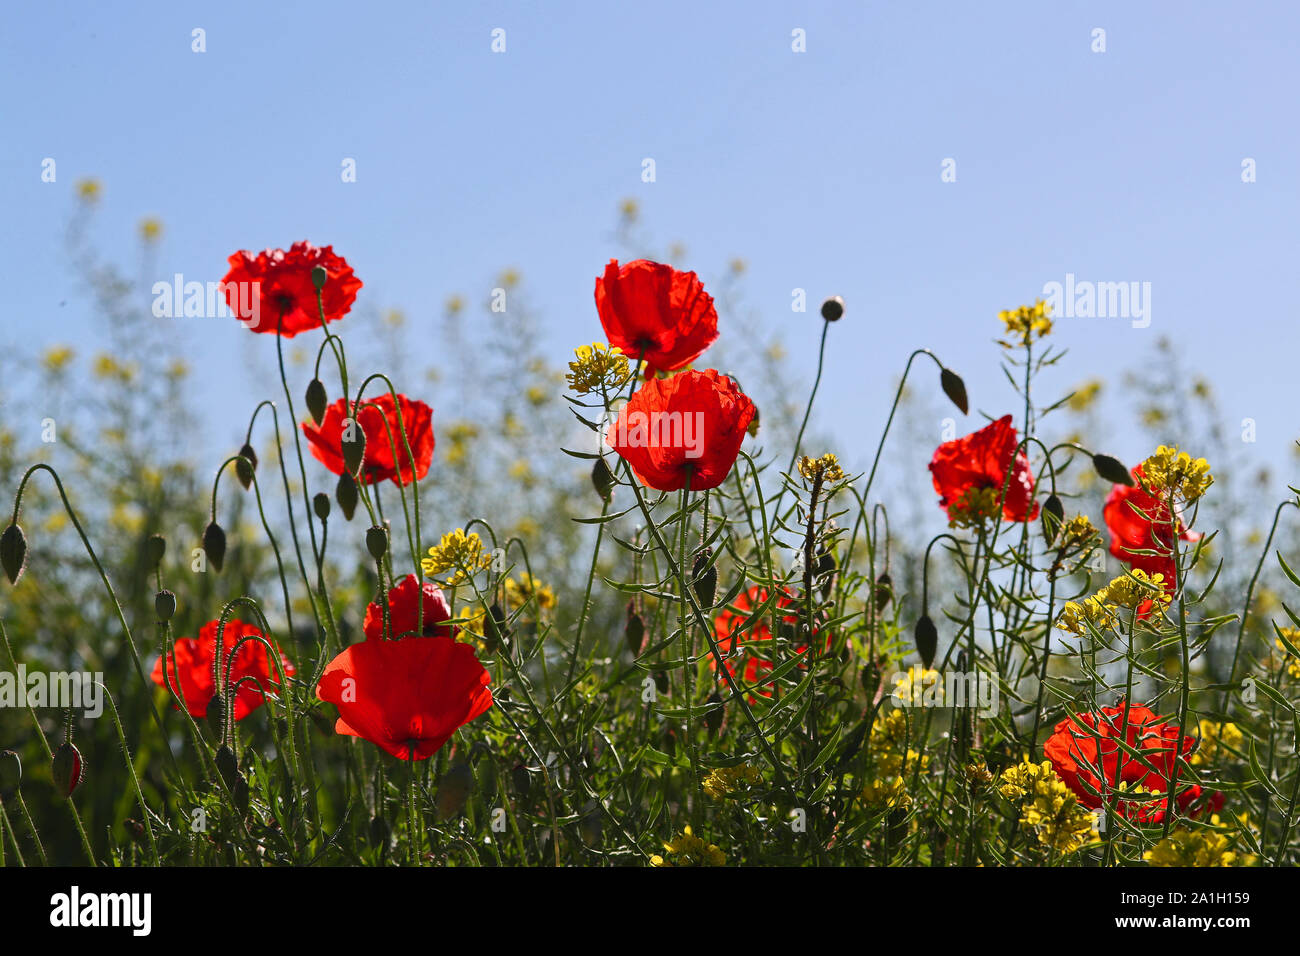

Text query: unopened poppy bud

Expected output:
[591,457,616,502]
[311,264,328,290]
[125,818,146,845]
[203,521,227,572]
[215,744,240,790]
[820,295,845,322]
[747,404,761,438]
[874,572,893,612]
[235,443,258,490]
[940,367,969,415]
[234,775,250,812]
[336,472,359,520]
[305,378,328,426]
[366,526,388,561]
[1,523,27,585]
[1041,494,1064,545]
[52,741,84,798]
[206,695,226,736]
[914,614,938,669]
[146,533,166,569]
[625,603,646,656]
[155,589,176,621]
[704,691,724,737]
[0,750,20,798]
[692,548,717,608]
[434,762,473,821]
[1092,453,1135,487]
[653,670,669,696]
[340,419,366,475]
[313,492,331,521]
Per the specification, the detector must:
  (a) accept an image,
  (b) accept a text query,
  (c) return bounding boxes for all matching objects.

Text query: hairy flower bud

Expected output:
[1,524,27,586]
[305,378,328,426]
[336,473,359,521]
[313,492,331,521]
[366,526,389,561]
[0,750,20,799]
[235,442,258,490]
[155,589,176,622]
[914,614,938,670]
[146,533,166,569]
[820,295,845,322]
[591,457,616,502]
[203,521,227,572]
[52,742,84,798]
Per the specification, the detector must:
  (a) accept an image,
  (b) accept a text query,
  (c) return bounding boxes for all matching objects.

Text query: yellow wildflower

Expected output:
[139,217,163,242]
[42,346,75,373]
[947,486,1001,529]
[1067,380,1102,412]
[1138,445,1214,503]
[654,826,725,866]
[566,342,636,395]
[797,452,845,484]
[76,178,101,203]
[1193,719,1244,766]
[997,300,1053,348]
[1144,814,1256,867]
[1000,758,1097,856]
[702,764,761,800]
[421,529,492,584]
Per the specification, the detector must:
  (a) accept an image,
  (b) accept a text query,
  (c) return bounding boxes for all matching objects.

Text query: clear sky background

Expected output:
[3,1,1297,497]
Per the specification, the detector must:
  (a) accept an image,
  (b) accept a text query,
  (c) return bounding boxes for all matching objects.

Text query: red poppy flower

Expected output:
[1043,702,1221,823]
[316,637,493,760]
[363,574,455,640]
[302,394,434,486]
[151,619,295,721]
[221,241,362,337]
[710,585,828,699]
[1103,465,1199,582]
[606,369,754,492]
[595,259,719,374]
[928,414,1039,523]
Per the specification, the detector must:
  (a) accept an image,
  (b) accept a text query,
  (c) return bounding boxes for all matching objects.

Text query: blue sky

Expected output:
[3,1,1297,494]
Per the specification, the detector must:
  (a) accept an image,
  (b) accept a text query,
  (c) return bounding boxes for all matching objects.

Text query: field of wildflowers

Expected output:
[0,195,1298,892]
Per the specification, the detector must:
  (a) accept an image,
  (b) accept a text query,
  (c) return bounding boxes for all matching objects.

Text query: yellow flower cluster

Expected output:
[566,342,636,395]
[42,346,75,373]
[1067,379,1102,412]
[702,763,762,800]
[1192,719,1244,766]
[997,300,1053,348]
[421,529,493,584]
[650,826,725,866]
[948,486,1001,529]
[892,666,943,707]
[1055,569,1170,634]
[999,759,1097,856]
[504,573,557,613]
[1138,445,1214,503]
[1143,815,1256,867]
[860,709,929,809]
[1274,629,1300,680]
[139,217,163,242]
[76,178,102,203]
[797,452,845,483]
[1060,514,1098,543]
